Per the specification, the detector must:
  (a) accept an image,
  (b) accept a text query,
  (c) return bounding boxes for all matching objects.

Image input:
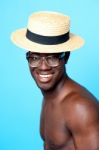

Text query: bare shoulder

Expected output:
[61,79,99,129]
[61,78,99,149]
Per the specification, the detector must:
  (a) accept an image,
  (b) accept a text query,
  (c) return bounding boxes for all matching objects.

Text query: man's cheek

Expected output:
[29,67,35,77]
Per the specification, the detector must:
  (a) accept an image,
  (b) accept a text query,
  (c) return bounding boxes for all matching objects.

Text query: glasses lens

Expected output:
[46,53,65,67]
[28,56,40,67]
[46,55,60,67]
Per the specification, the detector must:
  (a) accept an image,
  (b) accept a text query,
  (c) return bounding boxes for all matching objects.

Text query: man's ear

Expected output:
[64,59,68,64]
[64,52,70,64]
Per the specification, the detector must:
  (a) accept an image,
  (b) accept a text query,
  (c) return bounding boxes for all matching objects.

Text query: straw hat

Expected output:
[11,11,84,53]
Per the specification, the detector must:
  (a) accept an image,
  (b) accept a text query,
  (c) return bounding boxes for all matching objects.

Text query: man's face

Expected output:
[27,52,66,91]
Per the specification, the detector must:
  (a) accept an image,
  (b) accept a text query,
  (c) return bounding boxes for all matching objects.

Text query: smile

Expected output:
[38,74,53,83]
[39,74,52,78]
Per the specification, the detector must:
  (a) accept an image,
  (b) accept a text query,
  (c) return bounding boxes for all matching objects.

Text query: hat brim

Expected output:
[11,28,84,53]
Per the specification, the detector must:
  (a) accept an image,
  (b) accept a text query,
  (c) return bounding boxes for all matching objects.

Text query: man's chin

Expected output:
[37,83,54,92]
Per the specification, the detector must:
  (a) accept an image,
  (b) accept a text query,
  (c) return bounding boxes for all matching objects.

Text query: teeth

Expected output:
[39,74,52,78]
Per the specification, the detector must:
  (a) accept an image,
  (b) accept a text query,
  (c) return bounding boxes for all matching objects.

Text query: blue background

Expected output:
[0,0,99,150]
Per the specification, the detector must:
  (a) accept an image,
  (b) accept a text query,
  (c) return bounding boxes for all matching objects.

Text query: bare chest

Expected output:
[40,102,75,150]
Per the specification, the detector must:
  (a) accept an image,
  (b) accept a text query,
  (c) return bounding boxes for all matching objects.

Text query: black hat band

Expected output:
[26,29,69,45]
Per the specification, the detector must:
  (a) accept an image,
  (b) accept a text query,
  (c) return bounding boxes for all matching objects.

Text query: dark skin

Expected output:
[28,52,99,150]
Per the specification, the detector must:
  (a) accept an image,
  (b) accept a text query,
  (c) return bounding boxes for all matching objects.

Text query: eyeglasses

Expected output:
[26,52,65,68]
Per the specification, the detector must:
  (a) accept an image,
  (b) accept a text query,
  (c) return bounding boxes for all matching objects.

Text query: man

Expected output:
[11,11,99,150]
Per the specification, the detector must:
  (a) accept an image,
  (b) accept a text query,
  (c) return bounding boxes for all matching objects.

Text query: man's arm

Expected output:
[64,95,99,150]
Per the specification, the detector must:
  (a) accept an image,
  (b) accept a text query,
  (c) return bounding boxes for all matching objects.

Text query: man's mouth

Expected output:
[38,74,53,83]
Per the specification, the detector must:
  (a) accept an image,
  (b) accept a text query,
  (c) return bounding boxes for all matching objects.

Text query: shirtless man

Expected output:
[11,11,99,150]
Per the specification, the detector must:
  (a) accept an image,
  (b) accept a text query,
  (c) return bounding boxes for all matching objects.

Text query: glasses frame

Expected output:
[26,52,65,68]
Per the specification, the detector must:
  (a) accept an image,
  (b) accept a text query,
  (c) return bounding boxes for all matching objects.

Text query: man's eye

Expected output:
[29,56,40,61]
[32,56,40,60]
[49,55,58,60]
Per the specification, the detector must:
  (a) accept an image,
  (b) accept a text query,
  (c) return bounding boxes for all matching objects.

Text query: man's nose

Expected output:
[39,58,51,70]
